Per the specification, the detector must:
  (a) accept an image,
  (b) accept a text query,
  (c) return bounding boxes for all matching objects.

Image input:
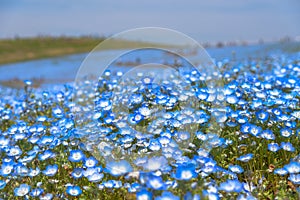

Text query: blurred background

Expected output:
[0,0,299,88]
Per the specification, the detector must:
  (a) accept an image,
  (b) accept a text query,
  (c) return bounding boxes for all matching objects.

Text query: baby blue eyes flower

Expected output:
[68,150,85,162]
[284,162,300,174]
[281,142,295,152]
[14,184,30,197]
[139,106,151,117]
[136,189,152,200]
[42,164,58,177]
[173,164,197,181]
[30,188,44,197]
[156,191,180,200]
[256,110,269,122]
[66,185,82,196]
[237,154,254,162]
[105,160,133,176]
[228,165,244,174]
[84,157,98,168]
[219,179,243,193]
[288,174,300,184]
[38,150,56,161]
[0,163,14,177]
[7,146,22,157]
[268,143,280,152]
[147,175,165,190]
[274,168,288,176]
[0,180,6,190]
[280,128,292,138]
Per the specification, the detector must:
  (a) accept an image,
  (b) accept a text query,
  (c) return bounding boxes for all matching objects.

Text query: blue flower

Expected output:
[136,189,152,200]
[284,162,300,174]
[268,143,280,152]
[84,157,98,168]
[173,164,197,180]
[142,156,168,171]
[71,168,83,179]
[105,160,133,176]
[38,150,56,161]
[87,173,104,182]
[274,168,288,176]
[7,146,22,157]
[42,164,58,177]
[66,185,82,196]
[228,165,244,174]
[288,174,300,184]
[14,184,30,197]
[0,180,6,190]
[30,188,44,197]
[249,125,262,137]
[256,110,269,122]
[146,174,165,190]
[280,128,292,138]
[155,191,180,200]
[219,179,243,192]
[0,163,14,177]
[68,149,85,162]
[237,154,254,162]
[261,130,275,140]
[281,142,295,152]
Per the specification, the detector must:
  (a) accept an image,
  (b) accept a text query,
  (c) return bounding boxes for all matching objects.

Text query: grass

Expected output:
[0,36,173,65]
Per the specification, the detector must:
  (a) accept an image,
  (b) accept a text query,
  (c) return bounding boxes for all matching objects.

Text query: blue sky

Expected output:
[0,0,299,42]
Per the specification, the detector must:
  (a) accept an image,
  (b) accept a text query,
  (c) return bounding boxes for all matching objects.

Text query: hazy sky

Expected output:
[0,0,299,42]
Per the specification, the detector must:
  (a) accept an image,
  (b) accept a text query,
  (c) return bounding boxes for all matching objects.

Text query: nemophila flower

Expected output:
[142,156,168,171]
[156,191,179,200]
[261,130,275,140]
[14,184,30,197]
[136,189,152,200]
[249,125,262,137]
[268,143,280,152]
[30,188,44,197]
[228,165,244,174]
[173,164,197,180]
[281,142,295,152]
[280,128,293,138]
[237,154,254,162]
[0,163,14,176]
[142,76,153,85]
[139,106,151,117]
[42,164,58,177]
[7,146,22,157]
[105,160,133,176]
[87,173,104,182]
[0,180,6,189]
[83,167,97,177]
[84,156,98,168]
[288,174,300,184]
[274,168,288,176]
[146,174,165,190]
[29,167,40,177]
[241,123,251,134]
[71,168,83,179]
[0,136,9,148]
[38,150,55,161]
[38,135,54,146]
[219,179,243,193]
[284,162,300,174]
[52,107,63,118]
[68,149,85,162]
[291,110,300,119]
[66,185,82,196]
[256,110,269,122]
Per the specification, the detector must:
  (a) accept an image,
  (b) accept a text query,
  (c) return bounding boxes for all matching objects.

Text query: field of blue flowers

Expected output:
[0,52,300,200]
